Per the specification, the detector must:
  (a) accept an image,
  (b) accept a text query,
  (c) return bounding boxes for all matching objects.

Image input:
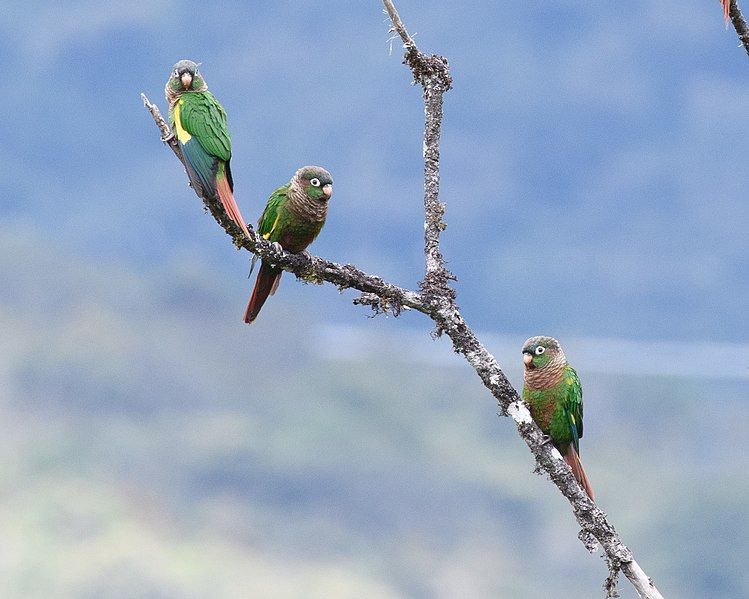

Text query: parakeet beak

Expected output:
[180,72,193,89]
[523,352,534,367]
[322,184,333,199]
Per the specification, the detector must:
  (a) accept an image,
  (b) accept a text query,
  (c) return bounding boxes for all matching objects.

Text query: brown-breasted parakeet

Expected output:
[522,336,595,500]
[165,59,250,238]
[244,166,333,324]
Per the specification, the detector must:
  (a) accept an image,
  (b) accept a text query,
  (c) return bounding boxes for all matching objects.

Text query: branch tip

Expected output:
[725,0,749,58]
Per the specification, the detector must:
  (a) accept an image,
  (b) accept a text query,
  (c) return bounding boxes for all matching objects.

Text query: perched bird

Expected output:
[522,336,595,501]
[244,166,333,324]
[165,60,250,238]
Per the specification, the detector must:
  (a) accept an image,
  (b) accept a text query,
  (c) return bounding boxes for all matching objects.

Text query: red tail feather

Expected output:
[215,175,251,239]
[564,446,595,501]
[244,262,281,324]
[723,0,731,22]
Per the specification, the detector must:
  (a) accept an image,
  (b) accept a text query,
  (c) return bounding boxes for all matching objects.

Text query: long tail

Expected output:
[244,261,282,324]
[177,142,250,239]
[215,169,251,239]
[564,445,595,501]
[723,0,731,23]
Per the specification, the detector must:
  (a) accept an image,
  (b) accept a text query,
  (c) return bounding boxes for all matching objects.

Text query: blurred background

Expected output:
[0,0,747,597]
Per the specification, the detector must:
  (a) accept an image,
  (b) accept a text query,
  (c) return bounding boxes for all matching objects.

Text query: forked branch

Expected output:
[142,3,665,596]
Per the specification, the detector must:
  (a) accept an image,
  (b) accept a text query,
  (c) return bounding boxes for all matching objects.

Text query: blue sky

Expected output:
[1,0,747,343]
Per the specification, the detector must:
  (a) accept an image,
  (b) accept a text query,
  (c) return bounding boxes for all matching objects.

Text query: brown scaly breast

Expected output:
[528,392,558,434]
[277,222,321,254]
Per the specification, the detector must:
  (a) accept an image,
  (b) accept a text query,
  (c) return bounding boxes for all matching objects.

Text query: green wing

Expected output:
[258,184,291,240]
[247,184,291,278]
[562,365,584,454]
[178,91,231,161]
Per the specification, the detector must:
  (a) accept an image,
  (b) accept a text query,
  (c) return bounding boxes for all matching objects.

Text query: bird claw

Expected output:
[539,434,554,447]
[162,132,175,143]
[271,242,283,254]
[248,255,259,278]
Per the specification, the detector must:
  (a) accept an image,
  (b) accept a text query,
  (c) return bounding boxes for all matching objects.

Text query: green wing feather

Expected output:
[247,184,290,278]
[178,92,231,161]
[258,184,290,240]
[562,365,584,454]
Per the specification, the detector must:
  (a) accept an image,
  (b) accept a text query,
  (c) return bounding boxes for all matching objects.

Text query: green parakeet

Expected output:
[165,60,250,238]
[522,336,595,500]
[244,166,333,324]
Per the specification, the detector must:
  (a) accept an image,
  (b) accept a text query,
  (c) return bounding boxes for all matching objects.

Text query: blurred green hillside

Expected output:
[0,227,746,598]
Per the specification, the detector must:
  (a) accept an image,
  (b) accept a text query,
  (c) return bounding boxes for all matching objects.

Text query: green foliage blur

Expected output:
[1,228,746,598]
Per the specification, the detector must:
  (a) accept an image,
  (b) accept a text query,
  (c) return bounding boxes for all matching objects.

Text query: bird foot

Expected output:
[271,242,284,255]
[161,132,175,143]
[539,434,554,447]
[248,255,259,278]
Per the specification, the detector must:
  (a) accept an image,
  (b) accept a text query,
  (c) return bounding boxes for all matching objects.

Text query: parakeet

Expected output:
[522,336,595,501]
[165,59,250,238]
[244,166,333,324]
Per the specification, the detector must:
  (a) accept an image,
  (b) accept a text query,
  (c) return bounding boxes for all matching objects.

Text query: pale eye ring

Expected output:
[534,346,545,355]
[309,178,321,187]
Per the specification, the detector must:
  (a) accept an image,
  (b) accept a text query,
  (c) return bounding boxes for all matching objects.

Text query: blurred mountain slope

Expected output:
[0,228,746,597]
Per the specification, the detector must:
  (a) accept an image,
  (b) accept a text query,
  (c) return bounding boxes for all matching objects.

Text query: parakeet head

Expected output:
[294,166,333,202]
[522,336,565,370]
[167,60,207,93]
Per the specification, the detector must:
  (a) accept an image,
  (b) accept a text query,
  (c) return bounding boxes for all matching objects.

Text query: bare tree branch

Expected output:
[725,0,749,57]
[142,3,665,596]
[374,7,664,595]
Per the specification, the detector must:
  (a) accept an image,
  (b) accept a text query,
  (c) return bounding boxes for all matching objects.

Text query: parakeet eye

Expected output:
[534,346,545,355]
[309,178,321,187]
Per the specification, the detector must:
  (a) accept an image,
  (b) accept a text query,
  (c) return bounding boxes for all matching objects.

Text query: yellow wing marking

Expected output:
[173,100,192,143]
[262,213,281,240]
[566,377,574,386]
